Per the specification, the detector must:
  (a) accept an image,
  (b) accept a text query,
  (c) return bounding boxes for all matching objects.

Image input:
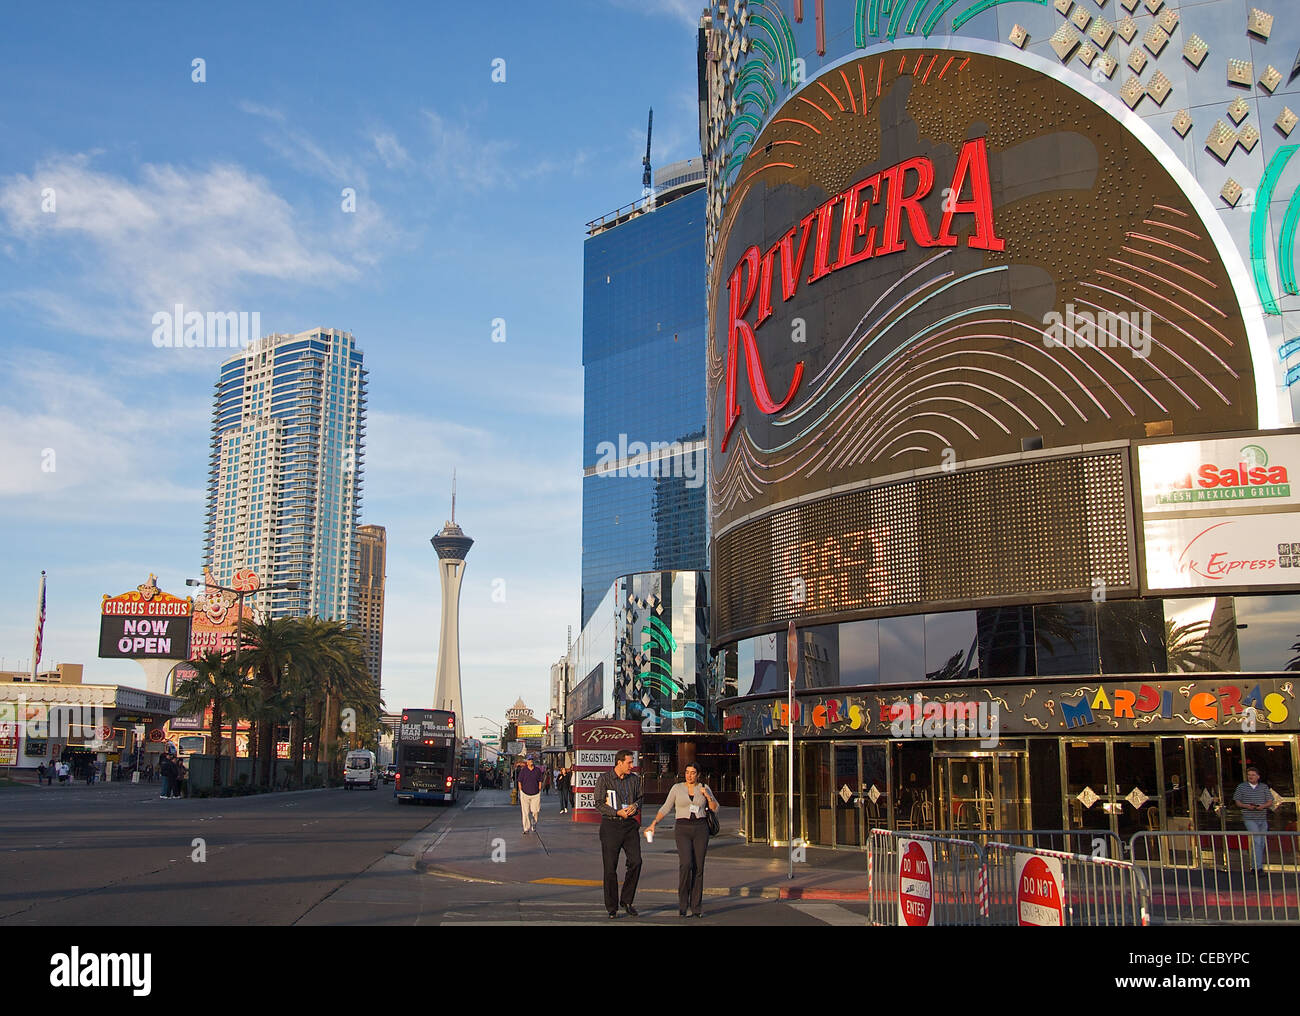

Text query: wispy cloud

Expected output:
[0,355,205,505]
[0,154,363,337]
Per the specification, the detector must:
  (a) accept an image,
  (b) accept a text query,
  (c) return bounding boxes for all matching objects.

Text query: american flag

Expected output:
[32,571,46,673]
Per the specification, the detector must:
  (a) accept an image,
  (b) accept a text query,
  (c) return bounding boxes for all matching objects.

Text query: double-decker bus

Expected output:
[457,739,482,790]
[394,708,459,805]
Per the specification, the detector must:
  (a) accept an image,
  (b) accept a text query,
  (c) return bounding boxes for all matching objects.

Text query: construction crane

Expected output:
[642,108,653,192]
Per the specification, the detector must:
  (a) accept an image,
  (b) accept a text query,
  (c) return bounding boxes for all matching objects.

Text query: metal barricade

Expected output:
[959,829,1124,859]
[1129,830,1300,925]
[983,842,1150,926]
[867,828,988,926]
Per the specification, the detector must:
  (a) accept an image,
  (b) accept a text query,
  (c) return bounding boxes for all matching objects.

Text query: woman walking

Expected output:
[648,765,719,918]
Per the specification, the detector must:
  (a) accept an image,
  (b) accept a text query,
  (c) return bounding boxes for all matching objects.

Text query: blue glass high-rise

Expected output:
[581,159,709,627]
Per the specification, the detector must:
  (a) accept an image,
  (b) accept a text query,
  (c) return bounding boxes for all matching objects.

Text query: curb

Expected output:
[779,887,871,901]
[413,860,786,899]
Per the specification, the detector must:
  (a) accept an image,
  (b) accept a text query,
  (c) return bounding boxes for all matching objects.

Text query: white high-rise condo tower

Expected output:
[431,479,472,739]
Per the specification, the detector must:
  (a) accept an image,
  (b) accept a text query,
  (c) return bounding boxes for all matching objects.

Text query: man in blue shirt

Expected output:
[515,757,546,834]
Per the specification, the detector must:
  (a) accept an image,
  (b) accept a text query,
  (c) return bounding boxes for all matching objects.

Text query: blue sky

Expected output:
[0,0,705,738]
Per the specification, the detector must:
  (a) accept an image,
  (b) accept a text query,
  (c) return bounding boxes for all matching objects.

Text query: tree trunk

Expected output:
[211,699,224,788]
[258,666,275,787]
[291,697,304,789]
[228,714,238,786]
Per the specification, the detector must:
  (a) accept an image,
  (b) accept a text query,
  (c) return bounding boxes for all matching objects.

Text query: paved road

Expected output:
[0,784,863,926]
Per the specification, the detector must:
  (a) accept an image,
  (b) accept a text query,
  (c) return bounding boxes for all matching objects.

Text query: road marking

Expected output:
[532,877,602,886]
[787,902,865,926]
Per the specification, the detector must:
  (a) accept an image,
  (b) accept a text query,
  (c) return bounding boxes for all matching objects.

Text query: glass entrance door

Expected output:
[1063,739,1160,842]
[933,752,1030,832]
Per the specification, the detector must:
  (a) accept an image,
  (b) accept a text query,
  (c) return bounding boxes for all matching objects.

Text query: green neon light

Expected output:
[951,0,1047,32]
[920,0,961,36]
[887,0,918,39]
[738,60,778,106]
[855,0,869,46]
[749,14,791,85]
[1280,186,1300,296]
[1252,146,1299,315]
[748,36,779,71]
[868,0,881,38]
[726,111,763,138]
[905,0,935,35]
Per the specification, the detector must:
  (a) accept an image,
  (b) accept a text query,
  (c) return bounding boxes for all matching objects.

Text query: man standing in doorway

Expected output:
[1233,765,1275,876]
[515,756,546,834]
[593,749,643,918]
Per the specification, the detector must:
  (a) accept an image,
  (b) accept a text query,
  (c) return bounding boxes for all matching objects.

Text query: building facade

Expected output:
[580,159,711,628]
[703,1,1300,850]
[568,569,737,802]
[205,328,367,622]
[357,524,386,689]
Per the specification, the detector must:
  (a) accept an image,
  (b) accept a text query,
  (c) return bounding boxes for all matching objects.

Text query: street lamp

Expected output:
[185,575,299,783]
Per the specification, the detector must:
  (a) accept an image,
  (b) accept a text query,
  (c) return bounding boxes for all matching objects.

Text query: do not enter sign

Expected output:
[1016,854,1065,926]
[897,839,934,926]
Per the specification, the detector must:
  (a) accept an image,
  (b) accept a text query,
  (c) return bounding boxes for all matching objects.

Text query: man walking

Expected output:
[515,756,546,834]
[593,750,643,918]
[1233,765,1275,876]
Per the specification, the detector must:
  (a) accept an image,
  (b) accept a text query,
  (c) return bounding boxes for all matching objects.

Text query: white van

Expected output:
[344,749,378,790]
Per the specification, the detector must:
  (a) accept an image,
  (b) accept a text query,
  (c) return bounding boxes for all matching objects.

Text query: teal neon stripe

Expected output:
[920,0,961,36]
[738,61,778,106]
[750,37,778,66]
[855,0,869,46]
[881,0,893,17]
[1288,364,1300,386]
[1279,187,1300,296]
[887,0,917,40]
[726,111,763,138]
[644,617,677,651]
[906,0,934,35]
[951,0,1047,32]
[749,16,789,82]
[759,2,799,79]
[868,0,881,37]
[1252,146,1299,315]
[1279,337,1300,361]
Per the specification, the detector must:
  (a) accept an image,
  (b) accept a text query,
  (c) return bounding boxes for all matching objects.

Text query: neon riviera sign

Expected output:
[720,136,1005,453]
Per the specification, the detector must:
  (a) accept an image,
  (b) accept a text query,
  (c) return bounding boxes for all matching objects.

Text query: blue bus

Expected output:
[394,708,459,805]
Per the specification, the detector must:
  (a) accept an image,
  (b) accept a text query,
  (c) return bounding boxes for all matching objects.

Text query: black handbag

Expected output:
[704,789,720,837]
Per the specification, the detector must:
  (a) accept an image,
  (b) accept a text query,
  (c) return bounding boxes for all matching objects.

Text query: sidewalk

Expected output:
[415,788,871,901]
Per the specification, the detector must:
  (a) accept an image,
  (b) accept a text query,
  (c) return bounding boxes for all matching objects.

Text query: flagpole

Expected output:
[31,571,46,681]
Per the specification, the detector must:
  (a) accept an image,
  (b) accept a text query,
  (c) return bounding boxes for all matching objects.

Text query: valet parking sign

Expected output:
[571,719,641,825]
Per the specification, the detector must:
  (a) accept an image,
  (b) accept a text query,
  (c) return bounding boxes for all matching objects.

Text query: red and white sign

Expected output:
[1016,854,1065,926]
[897,838,934,926]
[1143,512,1300,590]
[1138,436,1300,515]
[571,720,641,825]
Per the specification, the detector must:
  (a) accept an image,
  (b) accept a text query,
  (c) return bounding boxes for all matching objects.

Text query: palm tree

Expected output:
[236,616,308,787]
[173,652,231,780]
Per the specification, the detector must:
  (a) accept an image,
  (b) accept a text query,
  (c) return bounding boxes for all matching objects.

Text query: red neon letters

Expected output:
[720,137,1004,453]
